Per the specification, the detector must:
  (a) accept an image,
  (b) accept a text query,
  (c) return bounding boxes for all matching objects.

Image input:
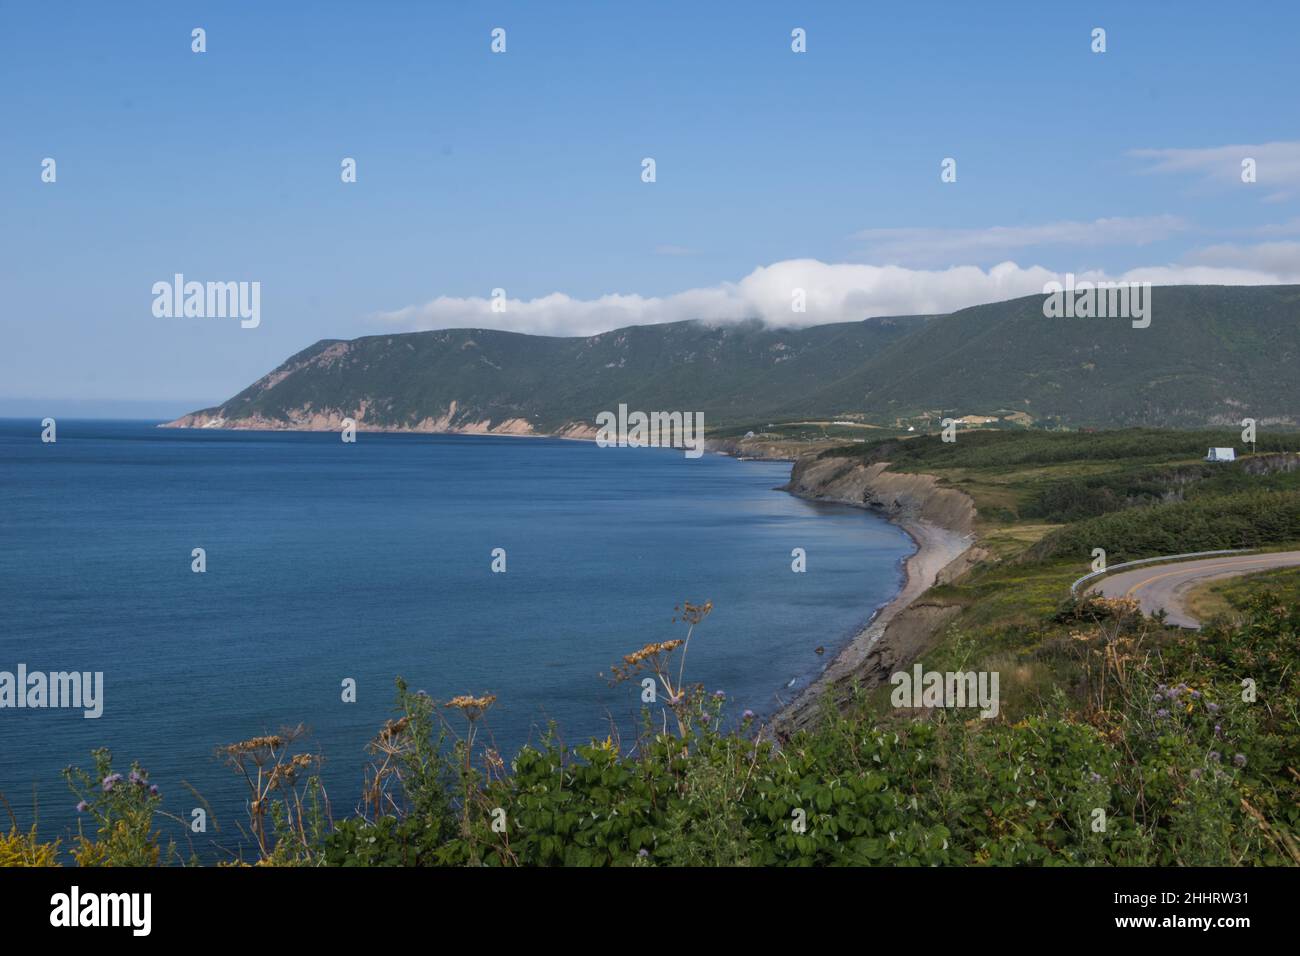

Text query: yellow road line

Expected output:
[1124,556,1300,598]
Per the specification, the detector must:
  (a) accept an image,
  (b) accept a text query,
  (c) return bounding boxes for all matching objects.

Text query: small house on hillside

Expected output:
[1206,447,1236,463]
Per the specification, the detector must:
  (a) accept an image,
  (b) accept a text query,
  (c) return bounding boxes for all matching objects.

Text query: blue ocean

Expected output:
[0,419,911,857]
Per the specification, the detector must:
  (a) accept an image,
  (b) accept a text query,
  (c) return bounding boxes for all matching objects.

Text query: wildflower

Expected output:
[149,784,160,796]
[674,601,714,626]
[375,716,410,744]
[609,640,683,683]
[1088,772,1102,784]
[223,734,286,757]
[101,773,122,792]
[445,694,496,722]
[1151,693,1164,702]
[1232,753,1247,768]
[638,848,650,858]
[1155,708,1169,718]
[265,752,318,792]
[1209,751,1221,763]
[1214,724,1223,738]
[1190,768,1202,780]
[713,689,726,700]
[742,709,755,720]
[1206,702,1219,714]
[75,800,88,813]
[1190,690,1201,700]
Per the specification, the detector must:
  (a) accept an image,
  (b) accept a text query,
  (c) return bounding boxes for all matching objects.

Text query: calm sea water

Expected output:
[0,419,911,856]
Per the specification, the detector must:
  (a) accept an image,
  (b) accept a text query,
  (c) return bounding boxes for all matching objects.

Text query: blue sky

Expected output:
[2,1,1298,415]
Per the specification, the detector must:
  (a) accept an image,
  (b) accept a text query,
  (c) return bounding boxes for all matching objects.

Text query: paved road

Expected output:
[1092,550,1300,627]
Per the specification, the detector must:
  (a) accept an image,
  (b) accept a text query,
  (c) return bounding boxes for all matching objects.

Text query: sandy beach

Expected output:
[771,454,978,732]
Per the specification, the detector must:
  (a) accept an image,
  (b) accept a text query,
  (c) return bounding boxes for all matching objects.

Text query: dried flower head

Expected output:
[222,734,285,757]
[609,640,683,683]
[375,717,410,744]
[674,601,714,626]
[446,694,496,721]
[265,752,319,792]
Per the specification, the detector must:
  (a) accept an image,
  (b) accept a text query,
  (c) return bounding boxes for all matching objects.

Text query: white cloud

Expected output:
[1131,141,1300,201]
[371,251,1298,338]
[851,216,1189,265]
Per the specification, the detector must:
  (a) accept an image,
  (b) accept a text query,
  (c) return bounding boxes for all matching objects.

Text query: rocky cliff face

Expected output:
[774,454,983,734]
[784,455,976,537]
[164,402,602,440]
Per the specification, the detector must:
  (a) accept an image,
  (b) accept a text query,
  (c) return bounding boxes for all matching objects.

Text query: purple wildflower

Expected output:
[101,773,122,792]
[1190,769,1202,780]
[1232,753,1247,768]
[1088,772,1102,784]
[713,690,726,700]
[1209,751,1221,763]
[638,848,649,858]
[75,800,89,812]
[149,784,160,796]
[1155,708,1170,718]
[742,709,755,720]
[1206,702,1219,714]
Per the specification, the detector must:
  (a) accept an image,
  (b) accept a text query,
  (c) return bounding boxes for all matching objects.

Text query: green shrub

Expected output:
[1030,490,1300,563]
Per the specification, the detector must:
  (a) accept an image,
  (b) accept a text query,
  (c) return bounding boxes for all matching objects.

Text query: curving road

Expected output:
[1092,550,1300,628]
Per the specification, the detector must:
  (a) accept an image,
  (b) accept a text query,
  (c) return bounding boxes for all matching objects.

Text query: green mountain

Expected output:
[167,284,1300,434]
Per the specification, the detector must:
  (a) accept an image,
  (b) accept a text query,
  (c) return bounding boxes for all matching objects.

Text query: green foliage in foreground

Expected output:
[14,591,1297,867]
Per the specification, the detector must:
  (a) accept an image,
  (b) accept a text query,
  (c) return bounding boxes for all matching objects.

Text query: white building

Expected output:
[1205,447,1236,463]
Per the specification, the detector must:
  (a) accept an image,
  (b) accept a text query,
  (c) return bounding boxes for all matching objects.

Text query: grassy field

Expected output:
[810,428,1300,723]
[1185,566,1300,623]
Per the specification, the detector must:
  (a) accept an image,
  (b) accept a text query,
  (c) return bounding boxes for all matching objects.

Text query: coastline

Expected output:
[770,453,979,734]
[158,412,601,442]
[160,417,975,730]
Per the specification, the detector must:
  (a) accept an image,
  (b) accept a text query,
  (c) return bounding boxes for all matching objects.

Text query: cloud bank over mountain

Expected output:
[373,247,1300,337]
